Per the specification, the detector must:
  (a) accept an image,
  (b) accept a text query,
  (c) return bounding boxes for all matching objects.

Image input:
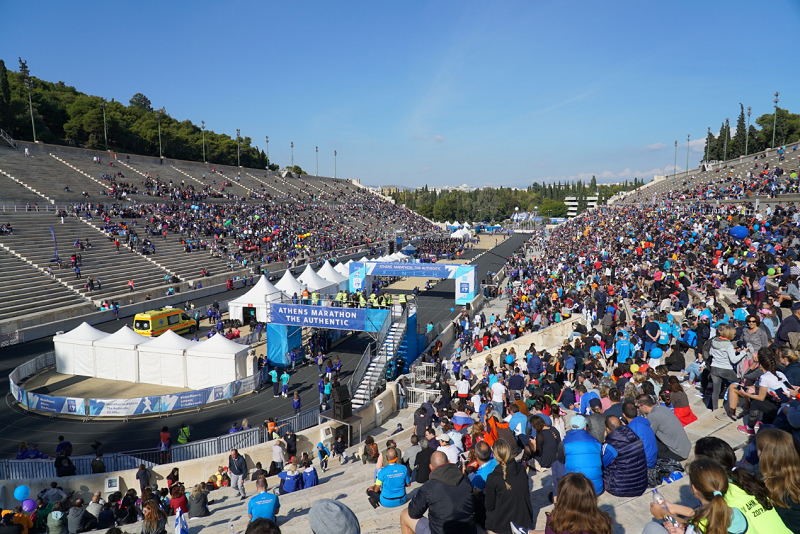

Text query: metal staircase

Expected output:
[0,129,16,149]
[351,304,412,408]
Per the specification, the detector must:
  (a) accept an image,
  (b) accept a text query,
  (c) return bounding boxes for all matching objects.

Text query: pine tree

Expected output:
[731,103,746,158]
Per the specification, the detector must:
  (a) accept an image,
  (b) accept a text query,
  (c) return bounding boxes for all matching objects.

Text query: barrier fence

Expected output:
[1,405,323,480]
[8,352,269,419]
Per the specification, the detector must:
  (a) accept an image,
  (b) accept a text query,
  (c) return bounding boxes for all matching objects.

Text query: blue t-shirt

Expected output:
[469,458,498,490]
[508,412,529,436]
[376,463,410,507]
[248,492,279,521]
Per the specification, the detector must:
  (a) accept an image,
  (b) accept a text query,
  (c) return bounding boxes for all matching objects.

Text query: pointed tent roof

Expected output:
[358,256,369,263]
[95,325,147,347]
[55,321,107,341]
[187,332,248,355]
[275,269,305,297]
[318,262,347,284]
[139,329,198,350]
[297,264,336,292]
[230,274,283,304]
[333,262,349,276]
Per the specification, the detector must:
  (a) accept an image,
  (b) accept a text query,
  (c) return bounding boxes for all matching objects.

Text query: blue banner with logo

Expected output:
[88,396,162,417]
[27,393,86,415]
[270,303,389,332]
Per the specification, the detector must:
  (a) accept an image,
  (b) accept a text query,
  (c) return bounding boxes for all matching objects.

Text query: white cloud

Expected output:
[433,134,445,143]
[645,143,666,151]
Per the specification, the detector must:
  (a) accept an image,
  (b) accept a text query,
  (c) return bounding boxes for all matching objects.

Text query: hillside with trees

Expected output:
[0,59,274,169]
[389,178,644,223]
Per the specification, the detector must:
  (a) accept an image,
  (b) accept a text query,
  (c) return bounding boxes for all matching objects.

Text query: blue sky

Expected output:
[2,0,799,188]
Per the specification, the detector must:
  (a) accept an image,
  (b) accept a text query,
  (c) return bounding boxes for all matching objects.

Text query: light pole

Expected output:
[673,140,678,178]
[290,142,294,167]
[265,136,269,163]
[334,149,337,178]
[772,91,780,148]
[18,58,37,143]
[201,120,206,163]
[745,106,751,156]
[157,108,164,159]
[236,128,241,167]
[101,102,108,150]
[315,146,319,176]
[705,127,710,162]
[723,118,729,161]
[685,134,690,175]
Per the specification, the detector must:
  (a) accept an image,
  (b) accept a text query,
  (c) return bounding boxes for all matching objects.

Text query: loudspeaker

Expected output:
[333,400,352,420]
[388,239,395,254]
[332,385,350,403]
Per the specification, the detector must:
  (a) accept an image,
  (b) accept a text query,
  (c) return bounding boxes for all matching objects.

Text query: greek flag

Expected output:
[174,507,189,534]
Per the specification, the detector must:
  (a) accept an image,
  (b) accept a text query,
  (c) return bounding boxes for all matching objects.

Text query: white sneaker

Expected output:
[510,522,529,534]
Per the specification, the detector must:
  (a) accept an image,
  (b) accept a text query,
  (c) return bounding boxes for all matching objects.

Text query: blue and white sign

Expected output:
[270,303,389,332]
[349,261,478,305]
[27,393,86,415]
[160,388,217,412]
[88,396,161,417]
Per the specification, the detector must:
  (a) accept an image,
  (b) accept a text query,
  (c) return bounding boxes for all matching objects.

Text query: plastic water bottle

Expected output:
[652,488,679,527]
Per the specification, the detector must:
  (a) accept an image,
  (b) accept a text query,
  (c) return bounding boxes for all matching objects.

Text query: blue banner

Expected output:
[88,396,161,417]
[26,393,86,415]
[270,303,389,332]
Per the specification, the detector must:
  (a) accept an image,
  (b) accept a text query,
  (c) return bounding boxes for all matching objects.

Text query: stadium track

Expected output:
[0,233,528,458]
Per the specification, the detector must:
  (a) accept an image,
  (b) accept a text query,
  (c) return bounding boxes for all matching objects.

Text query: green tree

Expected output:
[129,93,152,112]
[731,103,746,158]
[0,60,10,128]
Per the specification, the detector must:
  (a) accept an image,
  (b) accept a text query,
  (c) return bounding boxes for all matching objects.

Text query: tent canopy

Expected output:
[275,270,305,297]
[137,330,196,388]
[55,322,107,341]
[228,275,284,322]
[185,333,249,389]
[139,329,197,350]
[317,261,348,287]
[297,264,337,294]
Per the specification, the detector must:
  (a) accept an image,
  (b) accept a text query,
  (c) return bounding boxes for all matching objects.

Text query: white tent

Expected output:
[275,270,306,298]
[54,322,107,375]
[185,334,249,389]
[317,261,348,290]
[94,326,147,382]
[358,256,369,263]
[444,221,451,227]
[334,260,353,277]
[137,330,197,387]
[389,252,408,262]
[297,264,337,296]
[228,275,283,322]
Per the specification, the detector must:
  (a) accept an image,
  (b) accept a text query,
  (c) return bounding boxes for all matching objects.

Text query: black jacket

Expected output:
[484,461,533,534]
[407,463,476,534]
[414,446,435,483]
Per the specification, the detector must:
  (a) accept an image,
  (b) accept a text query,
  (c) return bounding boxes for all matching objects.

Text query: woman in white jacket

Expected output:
[708,325,741,411]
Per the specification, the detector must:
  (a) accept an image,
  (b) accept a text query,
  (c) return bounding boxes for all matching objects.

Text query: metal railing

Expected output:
[349,342,376,397]
[413,362,438,384]
[360,305,410,398]
[406,386,440,408]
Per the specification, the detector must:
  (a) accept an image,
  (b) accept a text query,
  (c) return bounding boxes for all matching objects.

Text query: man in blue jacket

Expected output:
[621,401,657,468]
[602,416,648,497]
[551,414,603,496]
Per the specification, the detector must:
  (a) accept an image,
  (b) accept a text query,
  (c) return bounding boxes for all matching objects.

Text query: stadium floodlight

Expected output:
[157,107,165,159]
[291,141,294,167]
[673,140,678,179]
[18,58,36,143]
[772,91,780,148]
[201,121,206,163]
[101,102,108,150]
[334,149,338,179]
[265,136,269,162]
[705,127,711,163]
[315,146,319,176]
[745,107,751,156]
[236,128,241,167]
[686,134,690,176]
